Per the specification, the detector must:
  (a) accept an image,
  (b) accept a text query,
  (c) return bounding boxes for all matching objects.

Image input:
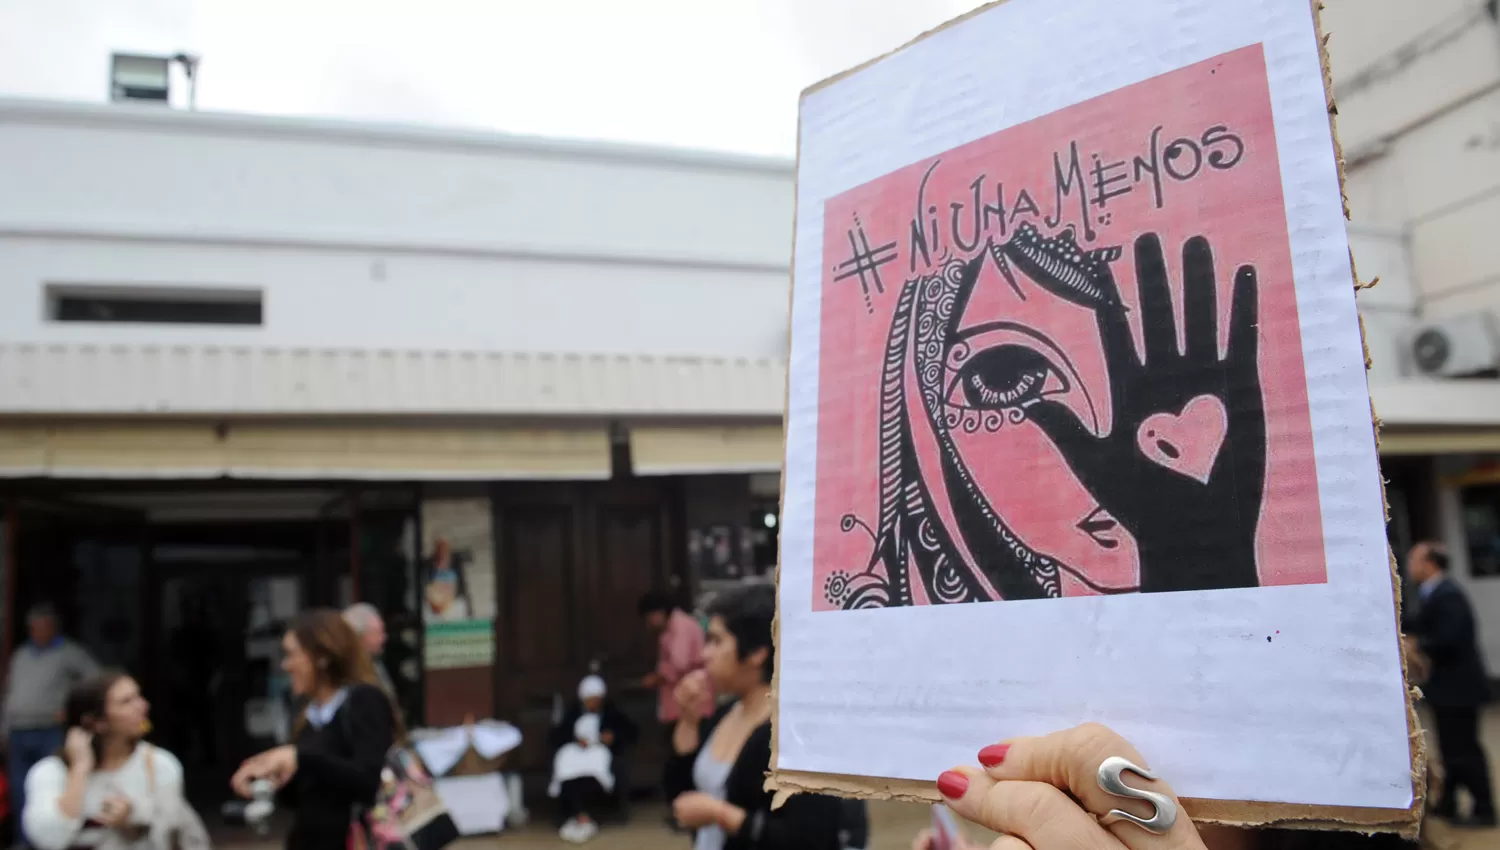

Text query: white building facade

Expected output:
[0,97,791,796]
[1326,0,1500,674]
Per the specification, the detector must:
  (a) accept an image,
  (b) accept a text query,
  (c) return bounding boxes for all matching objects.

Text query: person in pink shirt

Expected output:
[638,591,710,725]
[638,590,710,827]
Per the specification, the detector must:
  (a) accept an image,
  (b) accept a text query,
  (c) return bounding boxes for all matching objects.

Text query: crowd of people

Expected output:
[0,544,1488,850]
[0,604,400,850]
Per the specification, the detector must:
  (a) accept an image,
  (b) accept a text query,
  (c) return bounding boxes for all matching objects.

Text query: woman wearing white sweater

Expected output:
[22,671,206,850]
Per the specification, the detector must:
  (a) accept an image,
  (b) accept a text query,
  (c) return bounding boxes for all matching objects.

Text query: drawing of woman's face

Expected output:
[934,239,1141,594]
[884,227,1141,603]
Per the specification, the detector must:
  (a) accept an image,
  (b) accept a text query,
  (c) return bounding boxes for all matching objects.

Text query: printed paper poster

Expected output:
[814,45,1324,611]
[420,497,496,671]
[777,0,1413,819]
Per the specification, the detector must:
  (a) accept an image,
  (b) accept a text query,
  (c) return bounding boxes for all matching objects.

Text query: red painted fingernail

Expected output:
[977,744,1010,767]
[936,771,968,799]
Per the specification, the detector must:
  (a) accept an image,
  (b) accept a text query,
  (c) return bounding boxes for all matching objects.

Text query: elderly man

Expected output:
[1404,541,1495,828]
[3,603,98,833]
[343,602,396,697]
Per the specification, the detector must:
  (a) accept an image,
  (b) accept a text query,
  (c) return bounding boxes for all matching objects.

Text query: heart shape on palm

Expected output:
[1135,394,1228,484]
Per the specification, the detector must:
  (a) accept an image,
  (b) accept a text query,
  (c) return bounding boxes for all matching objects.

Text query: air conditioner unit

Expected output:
[1410,312,1500,377]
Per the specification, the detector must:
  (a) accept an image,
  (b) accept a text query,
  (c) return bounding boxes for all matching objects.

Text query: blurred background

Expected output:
[0,1,1497,847]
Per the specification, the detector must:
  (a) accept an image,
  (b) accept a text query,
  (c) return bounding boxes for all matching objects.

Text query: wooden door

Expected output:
[491,479,680,789]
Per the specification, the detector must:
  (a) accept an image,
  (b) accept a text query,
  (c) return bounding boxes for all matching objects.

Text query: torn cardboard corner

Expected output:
[766,754,1428,838]
[769,0,1423,837]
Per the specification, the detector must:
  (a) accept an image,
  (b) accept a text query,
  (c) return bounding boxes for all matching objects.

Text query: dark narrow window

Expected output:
[47,285,263,326]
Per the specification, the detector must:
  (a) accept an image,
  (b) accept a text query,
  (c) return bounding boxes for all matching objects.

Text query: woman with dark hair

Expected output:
[230,608,395,850]
[665,584,842,850]
[22,671,205,850]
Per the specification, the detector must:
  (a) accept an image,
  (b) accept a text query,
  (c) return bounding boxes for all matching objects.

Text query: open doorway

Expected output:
[150,549,313,806]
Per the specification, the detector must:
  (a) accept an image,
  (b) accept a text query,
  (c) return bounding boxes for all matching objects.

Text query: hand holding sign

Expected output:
[674,669,712,721]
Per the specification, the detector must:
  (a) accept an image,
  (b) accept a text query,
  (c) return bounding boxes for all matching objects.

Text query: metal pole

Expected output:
[349,491,361,602]
[173,54,200,111]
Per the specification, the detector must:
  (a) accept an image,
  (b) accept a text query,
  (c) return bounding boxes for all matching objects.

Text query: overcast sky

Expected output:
[0,0,983,157]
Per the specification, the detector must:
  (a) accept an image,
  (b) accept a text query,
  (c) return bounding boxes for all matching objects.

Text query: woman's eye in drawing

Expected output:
[947,345,1067,410]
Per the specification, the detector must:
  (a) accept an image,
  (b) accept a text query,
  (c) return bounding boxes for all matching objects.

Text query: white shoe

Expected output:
[505,774,528,827]
[575,820,599,843]
[559,821,582,844]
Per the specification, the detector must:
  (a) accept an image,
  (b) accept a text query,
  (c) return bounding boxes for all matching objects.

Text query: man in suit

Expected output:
[1405,541,1495,827]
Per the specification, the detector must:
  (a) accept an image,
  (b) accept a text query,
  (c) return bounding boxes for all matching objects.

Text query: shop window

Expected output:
[1459,484,1500,578]
[750,504,779,574]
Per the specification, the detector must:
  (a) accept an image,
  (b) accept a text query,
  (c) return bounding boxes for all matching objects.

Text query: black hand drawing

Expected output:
[1022,233,1266,592]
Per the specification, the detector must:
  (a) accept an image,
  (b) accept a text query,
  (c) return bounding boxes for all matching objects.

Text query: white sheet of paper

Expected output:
[778,0,1411,810]
[433,773,508,834]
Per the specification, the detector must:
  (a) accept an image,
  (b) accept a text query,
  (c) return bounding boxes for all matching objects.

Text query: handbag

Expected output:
[141,745,212,850]
[347,746,459,850]
[342,695,459,850]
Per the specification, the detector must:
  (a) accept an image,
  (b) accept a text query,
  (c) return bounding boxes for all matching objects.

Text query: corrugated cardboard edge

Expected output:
[768,0,1425,838]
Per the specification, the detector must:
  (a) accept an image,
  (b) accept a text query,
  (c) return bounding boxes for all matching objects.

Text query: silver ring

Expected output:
[1096,756,1178,834]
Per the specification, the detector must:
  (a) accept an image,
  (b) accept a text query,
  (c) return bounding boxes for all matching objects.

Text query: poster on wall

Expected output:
[773,0,1417,832]
[420,498,496,669]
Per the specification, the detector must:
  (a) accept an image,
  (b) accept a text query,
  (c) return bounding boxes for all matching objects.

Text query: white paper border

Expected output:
[779,0,1410,809]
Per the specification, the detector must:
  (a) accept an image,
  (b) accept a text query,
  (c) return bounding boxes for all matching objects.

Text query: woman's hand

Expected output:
[672,791,727,829]
[674,670,711,720]
[911,827,988,850]
[63,728,95,773]
[231,745,298,797]
[936,723,1209,850]
[97,795,133,829]
[1025,234,1265,593]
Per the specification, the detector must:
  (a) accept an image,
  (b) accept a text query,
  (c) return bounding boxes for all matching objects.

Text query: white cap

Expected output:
[578,675,606,701]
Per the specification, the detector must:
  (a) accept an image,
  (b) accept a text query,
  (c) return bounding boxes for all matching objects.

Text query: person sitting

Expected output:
[547,676,638,843]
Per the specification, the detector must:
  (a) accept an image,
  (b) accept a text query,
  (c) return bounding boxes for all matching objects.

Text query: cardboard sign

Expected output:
[772,0,1422,833]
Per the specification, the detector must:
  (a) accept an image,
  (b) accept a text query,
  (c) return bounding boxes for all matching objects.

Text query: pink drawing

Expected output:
[1137,395,1229,484]
[811,44,1328,612]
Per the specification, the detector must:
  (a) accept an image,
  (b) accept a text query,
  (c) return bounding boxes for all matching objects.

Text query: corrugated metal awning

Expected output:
[1371,380,1500,428]
[0,421,611,480]
[629,424,783,475]
[0,344,786,418]
[1369,381,1500,456]
[1378,428,1500,456]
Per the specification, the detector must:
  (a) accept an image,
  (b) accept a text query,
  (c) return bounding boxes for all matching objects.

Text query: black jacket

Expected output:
[286,683,395,850]
[665,702,842,850]
[547,698,641,758]
[1404,578,1491,707]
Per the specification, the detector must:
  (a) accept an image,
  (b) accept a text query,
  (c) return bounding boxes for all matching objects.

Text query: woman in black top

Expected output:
[231,609,396,850]
[665,584,842,850]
